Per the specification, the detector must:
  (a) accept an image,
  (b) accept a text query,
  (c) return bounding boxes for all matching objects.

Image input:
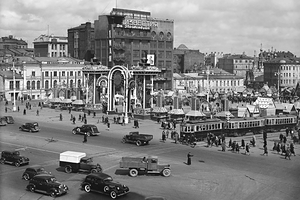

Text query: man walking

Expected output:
[83,132,87,143]
[263,145,268,156]
[187,152,193,165]
[36,109,39,116]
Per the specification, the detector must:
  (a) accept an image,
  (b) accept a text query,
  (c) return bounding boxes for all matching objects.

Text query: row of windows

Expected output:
[181,123,223,133]
[228,120,263,129]
[178,80,242,87]
[281,79,296,85]
[44,71,81,77]
[51,52,66,57]
[265,118,296,125]
[234,60,253,63]
[51,44,66,50]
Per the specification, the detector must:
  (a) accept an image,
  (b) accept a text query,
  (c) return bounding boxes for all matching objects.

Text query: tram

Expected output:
[180,114,298,141]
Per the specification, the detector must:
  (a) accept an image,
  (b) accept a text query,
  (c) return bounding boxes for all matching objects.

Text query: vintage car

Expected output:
[3,116,14,124]
[0,150,30,167]
[0,117,7,126]
[121,131,153,146]
[19,122,40,132]
[81,172,129,199]
[22,167,51,180]
[26,174,68,197]
[72,124,100,136]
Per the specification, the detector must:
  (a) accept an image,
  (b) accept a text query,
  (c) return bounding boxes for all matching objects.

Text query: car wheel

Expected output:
[84,184,91,193]
[91,169,97,173]
[162,168,171,177]
[104,186,109,192]
[28,185,35,192]
[129,169,138,177]
[121,138,126,143]
[15,162,20,167]
[23,173,30,180]
[110,190,117,199]
[136,140,142,146]
[50,191,56,198]
[65,166,72,173]
[72,130,77,134]
[0,158,5,164]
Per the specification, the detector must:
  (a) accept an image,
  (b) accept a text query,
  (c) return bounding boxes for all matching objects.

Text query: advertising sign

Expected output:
[147,54,155,66]
[116,17,159,30]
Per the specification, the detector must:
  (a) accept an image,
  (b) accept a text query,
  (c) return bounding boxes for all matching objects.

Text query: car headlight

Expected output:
[116,187,120,190]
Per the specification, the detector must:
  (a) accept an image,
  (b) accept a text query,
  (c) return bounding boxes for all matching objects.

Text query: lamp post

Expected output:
[206,66,210,111]
[275,71,280,100]
[12,59,17,111]
[122,67,133,124]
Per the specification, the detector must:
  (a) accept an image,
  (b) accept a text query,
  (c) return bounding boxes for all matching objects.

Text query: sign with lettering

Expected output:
[116,18,159,30]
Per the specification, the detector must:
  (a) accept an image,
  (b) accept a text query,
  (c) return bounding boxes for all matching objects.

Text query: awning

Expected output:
[61,99,72,104]
[168,109,185,115]
[152,107,168,113]
[50,98,62,103]
[72,100,85,105]
[185,110,206,117]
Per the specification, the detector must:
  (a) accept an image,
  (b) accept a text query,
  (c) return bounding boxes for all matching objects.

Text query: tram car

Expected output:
[180,114,298,141]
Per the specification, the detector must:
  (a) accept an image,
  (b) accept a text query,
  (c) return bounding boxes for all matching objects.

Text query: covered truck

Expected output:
[121,131,153,146]
[59,151,102,173]
[119,156,171,177]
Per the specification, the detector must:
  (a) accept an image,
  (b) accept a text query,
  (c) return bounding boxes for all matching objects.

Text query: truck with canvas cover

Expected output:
[119,156,171,177]
[59,151,102,173]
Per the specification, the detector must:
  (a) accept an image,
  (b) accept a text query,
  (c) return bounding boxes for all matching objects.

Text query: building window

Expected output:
[45,80,49,89]
[31,81,35,90]
[62,71,65,76]
[70,80,73,87]
[166,41,172,49]
[158,41,164,49]
[9,81,13,90]
[78,71,81,76]
[36,81,40,89]
[166,61,172,69]
[54,71,57,77]
[45,71,49,77]
[53,80,57,87]
[133,50,140,58]
[78,80,81,87]
[16,81,20,90]
[70,71,73,76]
[158,60,164,68]
[27,81,30,90]
[158,51,164,59]
[150,41,157,48]
[166,51,172,59]
[32,71,35,77]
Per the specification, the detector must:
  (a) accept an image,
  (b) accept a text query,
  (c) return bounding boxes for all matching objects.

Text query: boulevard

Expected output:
[1,101,300,200]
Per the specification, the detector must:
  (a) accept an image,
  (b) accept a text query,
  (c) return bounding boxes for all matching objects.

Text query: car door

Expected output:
[7,152,14,163]
[35,178,44,191]
[96,178,106,192]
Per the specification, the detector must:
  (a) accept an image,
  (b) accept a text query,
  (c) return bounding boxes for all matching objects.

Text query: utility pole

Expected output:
[12,59,16,111]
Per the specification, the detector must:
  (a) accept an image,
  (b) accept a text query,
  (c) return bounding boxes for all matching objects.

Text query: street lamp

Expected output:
[12,59,17,111]
[206,66,210,111]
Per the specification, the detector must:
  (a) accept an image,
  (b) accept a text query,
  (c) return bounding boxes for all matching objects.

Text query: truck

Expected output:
[119,156,171,177]
[121,131,153,146]
[59,151,102,174]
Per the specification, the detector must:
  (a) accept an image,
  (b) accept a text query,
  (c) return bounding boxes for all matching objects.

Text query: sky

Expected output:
[1,0,300,57]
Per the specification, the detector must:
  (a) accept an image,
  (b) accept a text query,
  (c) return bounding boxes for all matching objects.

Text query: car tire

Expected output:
[23,173,30,180]
[0,158,5,164]
[28,185,35,192]
[136,140,142,146]
[50,191,56,198]
[65,166,72,173]
[84,184,91,193]
[104,186,109,192]
[91,169,97,173]
[15,162,20,167]
[129,168,138,177]
[110,190,117,199]
[72,130,77,134]
[162,168,171,177]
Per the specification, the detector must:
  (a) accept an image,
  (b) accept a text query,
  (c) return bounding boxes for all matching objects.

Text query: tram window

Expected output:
[235,122,238,128]
[212,124,215,130]
[196,126,199,131]
[184,127,187,132]
[249,121,253,127]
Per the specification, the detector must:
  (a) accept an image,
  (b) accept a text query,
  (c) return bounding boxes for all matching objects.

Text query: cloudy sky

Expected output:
[1,0,299,56]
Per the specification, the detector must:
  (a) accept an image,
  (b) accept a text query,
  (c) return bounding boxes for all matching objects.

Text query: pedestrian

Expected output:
[241,139,245,149]
[122,117,125,126]
[83,132,87,143]
[281,143,286,155]
[88,110,91,116]
[286,128,289,137]
[70,114,73,121]
[79,114,81,121]
[263,145,268,156]
[245,143,250,155]
[283,136,287,144]
[174,132,179,144]
[276,143,281,154]
[36,109,39,116]
[5,107,7,113]
[73,116,76,124]
[107,121,110,131]
[279,133,283,142]
[93,112,96,118]
[187,152,193,165]
[228,138,232,148]
[162,131,166,142]
[23,109,26,115]
[166,130,169,139]
[285,147,291,160]
[18,106,20,112]
[113,116,116,124]
[290,143,296,156]
[273,142,277,151]
[221,141,226,152]
[136,120,139,128]
[84,118,87,124]
[60,113,63,121]
[236,143,240,153]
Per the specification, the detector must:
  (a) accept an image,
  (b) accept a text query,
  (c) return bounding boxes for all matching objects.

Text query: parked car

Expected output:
[0,117,7,126]
[0,150,30,167]
[22,167,51,180]
[26,174,68,197]
[3,116,14,124]
[121,131,153,146]
[19,122,40,132]
[59,151,102,173]
[72,124,100,136]
[81,172,129,199]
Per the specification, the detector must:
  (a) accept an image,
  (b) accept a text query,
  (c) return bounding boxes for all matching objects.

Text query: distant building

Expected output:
[68,22,95,61]
[94,8,174,90]
[0,35,28,49]
[33,35,68,57]
[205,52,223,68]
[218,53,254,79]
[173,44,205,73]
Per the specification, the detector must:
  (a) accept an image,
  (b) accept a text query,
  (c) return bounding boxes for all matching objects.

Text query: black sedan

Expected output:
[22,167,51,180]
[19,122,40,132]
[0,117,7,126]
[72,124,100,136]
[3,116,14,124]
[81,172,129,199]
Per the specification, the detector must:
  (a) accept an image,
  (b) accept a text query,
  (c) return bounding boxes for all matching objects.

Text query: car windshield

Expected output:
[104,177,113,182]
[91,127,98,133]
[49,177,57,183]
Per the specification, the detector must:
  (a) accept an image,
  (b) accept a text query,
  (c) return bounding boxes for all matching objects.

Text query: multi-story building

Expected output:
[218,53,254,79]
[0,56,86,101]
[68,22,95,61]
[173,44,205,73]
[264,57,300,90]
[205,52,223,68]
[33,35,68,57]
[173,68,245,94]
[94,8,174,90]
[0,35,28,49]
